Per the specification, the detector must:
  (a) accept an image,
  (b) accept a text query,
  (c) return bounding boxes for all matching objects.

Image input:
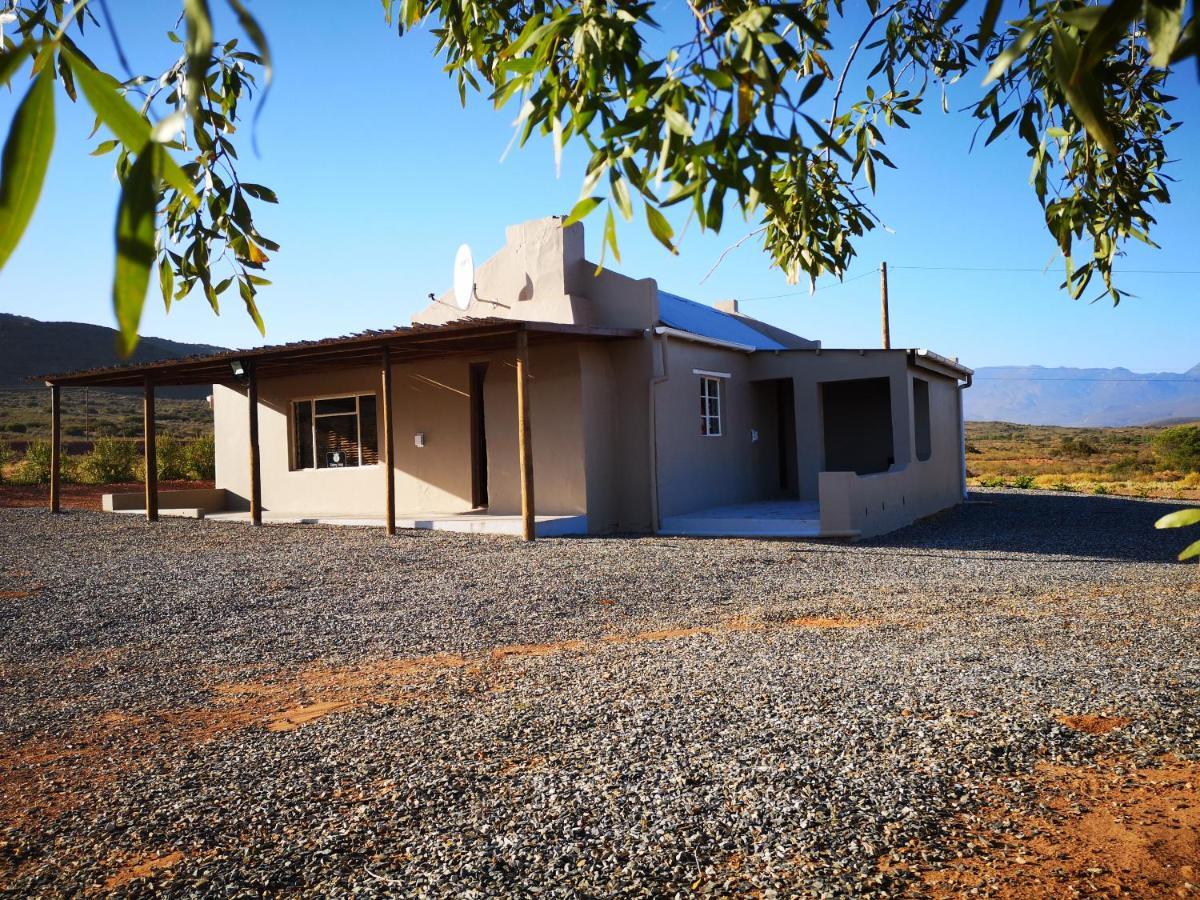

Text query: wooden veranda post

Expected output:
[143,378,159,522]
[48,384,61,514]
[515,328,536,541]
[247,366,262,526]
[380,345,396,535]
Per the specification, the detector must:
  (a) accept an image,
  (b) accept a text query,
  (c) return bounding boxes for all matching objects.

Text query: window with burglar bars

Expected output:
[700,376,722,436]
[292,394,379,469]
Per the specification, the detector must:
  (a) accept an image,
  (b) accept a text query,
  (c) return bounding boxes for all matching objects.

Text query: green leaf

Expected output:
[1180,538,1200,562]
[644,203,675,253]
[239,278,265,336]
[976,0,1004,52]
[1155,508,1200,530]
[563,196,602,227]
[1049,26,1116,155]
[183,0,214,124]
[90,139,119,156]
[1145,0,1186,68]
[936,0,970,27]
[0,40,34,88]
[158,256,174,311]
[61,48,197,203]
[0,67,55,273]
[240,182,278,203]
[603,205,620,265]
[113,143,162,357]
[983,23,1040,84]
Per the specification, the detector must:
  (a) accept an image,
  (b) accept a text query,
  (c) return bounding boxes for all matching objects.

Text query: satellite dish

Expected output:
[452,244,475,311]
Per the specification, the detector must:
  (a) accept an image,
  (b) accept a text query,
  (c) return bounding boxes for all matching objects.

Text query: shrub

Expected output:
[1181,472,1200,490]
[1056,435,1098,457]
[184,434,215,481]
[156,435,189,481]
[78,438,139,484]
[0,442,11,484]
[979,475,1008,488]
[1153,425,1200,473]
[1051,480,1075,492]
[1012,475,1036,490]
[1093,483,1110,495]
[19,440,53,483]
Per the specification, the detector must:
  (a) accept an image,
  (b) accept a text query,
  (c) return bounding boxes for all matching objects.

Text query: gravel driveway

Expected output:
[1,491,1197,897]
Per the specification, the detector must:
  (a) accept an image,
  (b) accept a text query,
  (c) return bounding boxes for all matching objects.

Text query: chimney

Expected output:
[715,299,740,314]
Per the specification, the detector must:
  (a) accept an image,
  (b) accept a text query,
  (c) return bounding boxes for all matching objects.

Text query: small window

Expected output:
[913,377,931,462]
[292,394,379,469]
[700,376,722,436]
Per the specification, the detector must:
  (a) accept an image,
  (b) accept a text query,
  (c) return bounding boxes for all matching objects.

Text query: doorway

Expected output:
[469,363,489,508]
[752,378,799,499]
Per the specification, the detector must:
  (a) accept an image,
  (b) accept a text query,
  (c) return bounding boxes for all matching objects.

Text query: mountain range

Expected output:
[965,362,1200,426]
[0,313,227,398]
[2,312,1198,426]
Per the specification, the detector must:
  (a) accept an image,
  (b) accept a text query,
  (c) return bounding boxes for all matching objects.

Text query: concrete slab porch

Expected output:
[113,508,589,537]
[659,500,844,538]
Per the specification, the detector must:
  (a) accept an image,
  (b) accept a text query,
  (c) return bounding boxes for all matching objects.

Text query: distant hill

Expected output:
[0,313,227,398]
[965,362,1200,426]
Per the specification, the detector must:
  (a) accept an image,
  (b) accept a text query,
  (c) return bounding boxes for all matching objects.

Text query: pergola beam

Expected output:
[143,378,158,522]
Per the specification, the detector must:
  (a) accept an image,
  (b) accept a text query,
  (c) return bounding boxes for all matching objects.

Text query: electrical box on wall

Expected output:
[414,433,426,448]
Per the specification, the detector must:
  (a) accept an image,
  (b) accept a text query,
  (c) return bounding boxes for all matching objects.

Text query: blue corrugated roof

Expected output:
[658,291,788,350]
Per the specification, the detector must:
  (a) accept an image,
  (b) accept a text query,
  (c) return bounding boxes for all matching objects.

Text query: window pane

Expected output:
[315,397,357,416]
[316,414,360,468]
[359,395,379,465]
[293,401,313,469]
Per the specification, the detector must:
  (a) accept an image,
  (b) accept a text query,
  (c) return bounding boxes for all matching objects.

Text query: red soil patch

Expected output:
[101,850,184,892]
[0,614,883,855]
[1058,713,1133,735]
[920,756,1200,898]
[0,480,212,510]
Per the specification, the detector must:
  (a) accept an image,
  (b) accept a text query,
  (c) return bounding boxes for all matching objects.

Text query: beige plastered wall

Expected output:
[213,339,656,531]
[651,343,964,525]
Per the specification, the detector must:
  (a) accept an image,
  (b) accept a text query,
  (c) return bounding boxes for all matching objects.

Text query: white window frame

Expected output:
[700,376,723,437]
[291,391,380,471]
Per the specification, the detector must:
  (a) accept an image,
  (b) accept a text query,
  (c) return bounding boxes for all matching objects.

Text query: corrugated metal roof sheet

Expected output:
[658,292,789,350]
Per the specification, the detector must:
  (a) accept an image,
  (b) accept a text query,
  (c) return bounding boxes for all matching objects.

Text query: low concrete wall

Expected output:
[819,461,959,539]
[103,488,229,514]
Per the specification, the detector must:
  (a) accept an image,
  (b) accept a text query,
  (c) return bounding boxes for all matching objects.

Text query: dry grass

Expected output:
[965,422,1200,501]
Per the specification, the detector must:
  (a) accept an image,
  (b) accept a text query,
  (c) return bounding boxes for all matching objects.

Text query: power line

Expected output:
[742,269,876,301]
[739,263,1198,303]
[891,265,1200,275]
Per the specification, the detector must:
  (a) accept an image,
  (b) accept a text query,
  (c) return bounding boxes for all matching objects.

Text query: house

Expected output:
[42,216,972,539]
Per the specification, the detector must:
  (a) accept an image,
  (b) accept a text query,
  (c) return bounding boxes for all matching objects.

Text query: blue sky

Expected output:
[1,1,1197,371]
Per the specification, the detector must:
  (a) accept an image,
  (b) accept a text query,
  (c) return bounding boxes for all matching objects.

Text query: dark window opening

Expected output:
[820,377,895,475]
[913,377,931,462]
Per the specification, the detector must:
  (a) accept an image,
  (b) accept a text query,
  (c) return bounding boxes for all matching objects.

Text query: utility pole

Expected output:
[880,261,891,350]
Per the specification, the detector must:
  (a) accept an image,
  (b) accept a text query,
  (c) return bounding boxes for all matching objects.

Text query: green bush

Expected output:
[156,434,189,481]
[1012,475,1036,489]
[78,438,139,484]
[184,434,216,481]
[1153,425,1200,473]
[979,475,1008,488]
[20,440,53,484]
[1093,483,1110,495]
[0,442,12,484]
